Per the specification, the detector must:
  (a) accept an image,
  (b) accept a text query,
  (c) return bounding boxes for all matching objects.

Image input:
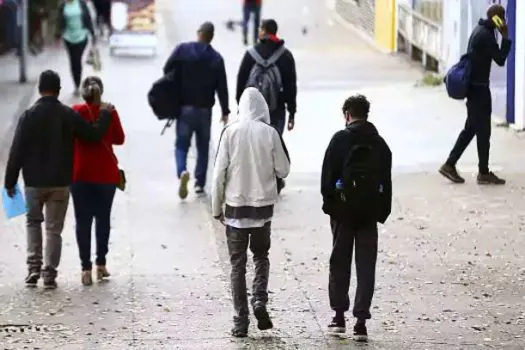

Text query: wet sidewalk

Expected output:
[0,0,524,348]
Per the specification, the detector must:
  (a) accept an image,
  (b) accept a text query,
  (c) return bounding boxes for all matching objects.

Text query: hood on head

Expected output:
[238,87,270,123]
[479,18,496,30]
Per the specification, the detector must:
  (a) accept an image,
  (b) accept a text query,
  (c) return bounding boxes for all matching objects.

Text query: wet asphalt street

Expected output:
[0,0,525,348]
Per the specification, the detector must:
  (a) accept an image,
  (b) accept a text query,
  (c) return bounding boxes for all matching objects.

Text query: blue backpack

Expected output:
[444,53,471,100]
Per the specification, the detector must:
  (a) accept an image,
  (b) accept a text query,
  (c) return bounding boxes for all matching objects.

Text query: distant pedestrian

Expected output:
[92,0,112,37]
[211,87,290,338]
[321,95,392,342]
[236,19,297,193]
[439,4,511,185]
[242,0,261,46]
[163,21,230,199]
[71,76,125,286]
[3,70,113,289]
[56,0,96,96]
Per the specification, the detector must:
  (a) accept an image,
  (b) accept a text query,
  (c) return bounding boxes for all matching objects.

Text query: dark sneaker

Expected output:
[327,316,346,334]
[353,322,368,342]
[477,172,506,185]
[25,272,40,288]
[277,178,286,194]
[195,185,204,194]
[253,304,273,331]
[231,316,249,338]
[439,164,465,183]
[178,171,190,199]
[43,279,57,290]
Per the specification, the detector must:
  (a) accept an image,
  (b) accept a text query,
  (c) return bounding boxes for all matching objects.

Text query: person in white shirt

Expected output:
[211,87,290,338]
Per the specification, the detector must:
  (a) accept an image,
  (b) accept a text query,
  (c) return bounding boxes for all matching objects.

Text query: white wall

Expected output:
[442,0,463,71]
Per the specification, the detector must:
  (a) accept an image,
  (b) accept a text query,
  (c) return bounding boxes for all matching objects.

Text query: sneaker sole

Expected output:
[354,334,368,342]
[477,180,505,185]
[254,307,273,330]
[25,283,38,288]
[438,169,465,184]
[328,327,346,334]
[179,172,190,199]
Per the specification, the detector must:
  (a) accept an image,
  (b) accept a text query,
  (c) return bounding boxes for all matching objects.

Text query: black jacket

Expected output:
[236,37,297,116]
[468,19,511,85]
[321,120,392,224]
[4,96,111,189]
[163,41,230,116]
[55,0,95,40]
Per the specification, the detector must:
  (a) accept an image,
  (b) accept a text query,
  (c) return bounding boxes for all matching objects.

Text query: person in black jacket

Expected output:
[56,0,96,96]
[321,95,392,342]
[4,70,113,289]
[236,19,297,136]
[440,4,511,185]
[163,22,230,199]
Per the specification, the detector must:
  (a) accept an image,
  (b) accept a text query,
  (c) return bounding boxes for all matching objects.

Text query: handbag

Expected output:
[86,106,126,191]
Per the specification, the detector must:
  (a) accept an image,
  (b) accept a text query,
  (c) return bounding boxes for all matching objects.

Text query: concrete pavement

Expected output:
[0,0,524,348]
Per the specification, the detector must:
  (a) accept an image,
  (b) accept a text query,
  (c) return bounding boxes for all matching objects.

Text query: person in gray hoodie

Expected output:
[212,87,290,337]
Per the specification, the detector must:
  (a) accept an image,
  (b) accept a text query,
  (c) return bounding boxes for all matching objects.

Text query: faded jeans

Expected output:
[25,187,70,278]
[226,222,271,326]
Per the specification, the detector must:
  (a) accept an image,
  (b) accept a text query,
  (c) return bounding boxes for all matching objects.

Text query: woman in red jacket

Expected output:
[71,76,125,286]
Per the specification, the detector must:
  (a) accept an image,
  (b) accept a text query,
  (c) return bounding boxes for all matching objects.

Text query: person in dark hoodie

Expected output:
[236,19,297,192]
[4,70,113,289]
[163,22,230,199]
[439,4,511,185]
[321,95,392,343]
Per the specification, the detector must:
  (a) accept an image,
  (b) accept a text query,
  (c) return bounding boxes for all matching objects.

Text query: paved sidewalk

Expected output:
[0,0,524,348]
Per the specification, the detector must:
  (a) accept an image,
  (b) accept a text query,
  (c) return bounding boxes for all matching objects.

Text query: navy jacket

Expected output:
[468,19,511,85]
[163,41,230,116]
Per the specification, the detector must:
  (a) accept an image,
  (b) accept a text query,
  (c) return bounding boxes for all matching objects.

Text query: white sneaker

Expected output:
[178,171,190,199]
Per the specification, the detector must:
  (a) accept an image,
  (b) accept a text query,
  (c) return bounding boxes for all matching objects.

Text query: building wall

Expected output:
[514,0,525,128]
[335,0,376,37]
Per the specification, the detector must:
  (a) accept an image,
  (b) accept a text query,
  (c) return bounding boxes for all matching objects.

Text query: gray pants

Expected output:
[226,222,271,325]
[25,187,70,278]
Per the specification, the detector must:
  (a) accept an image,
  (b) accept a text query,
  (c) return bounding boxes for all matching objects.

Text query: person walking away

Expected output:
[242,0,261,46]
[56,0,96,96]
[212,87,290,338]
[163,22,230,199]
[71,76,125,286]
[92,0,112,37]
[439,4,511,185]
[3,70,113,289]
[236,19,297,193]
[321,95,392,342]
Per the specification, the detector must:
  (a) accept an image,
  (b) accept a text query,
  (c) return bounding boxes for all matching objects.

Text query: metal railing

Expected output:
[397,4,442,64]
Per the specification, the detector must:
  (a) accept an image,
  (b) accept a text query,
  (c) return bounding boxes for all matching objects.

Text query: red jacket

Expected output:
[72,103,125,184]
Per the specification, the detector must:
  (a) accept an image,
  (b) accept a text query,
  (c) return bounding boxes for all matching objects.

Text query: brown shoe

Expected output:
[96,266,111,281]
[439,164,465,183]
[477,172,505,185]
[81,271,93,286]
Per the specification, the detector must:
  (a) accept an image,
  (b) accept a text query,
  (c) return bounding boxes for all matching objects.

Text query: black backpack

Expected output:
[340,134,383,224]
[147,70,180,121]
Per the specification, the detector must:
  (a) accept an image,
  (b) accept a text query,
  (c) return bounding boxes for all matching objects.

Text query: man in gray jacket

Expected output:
[212,87,290,337]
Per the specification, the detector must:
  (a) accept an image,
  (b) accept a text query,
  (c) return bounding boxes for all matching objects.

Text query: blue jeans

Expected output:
[243,3,261,44]
[175,106,212,187]
[71,182,117,271]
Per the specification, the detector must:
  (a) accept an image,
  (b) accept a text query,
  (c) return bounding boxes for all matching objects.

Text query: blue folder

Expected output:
[2,185,27,219]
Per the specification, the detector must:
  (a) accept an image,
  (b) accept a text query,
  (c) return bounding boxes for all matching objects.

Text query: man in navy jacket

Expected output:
[163,22,230,199]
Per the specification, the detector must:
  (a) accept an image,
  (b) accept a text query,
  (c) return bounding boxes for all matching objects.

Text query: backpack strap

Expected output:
[248,46,286,68]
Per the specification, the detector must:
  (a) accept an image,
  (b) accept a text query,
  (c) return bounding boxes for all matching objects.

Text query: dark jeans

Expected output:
[242,3,261,44]
[329,219,378,320]
[446,86,492,174]
[175,106,212,187]
[71,182,116,271]
[270,108,286,136]
[64,39,88,88]
[226,222,271,326]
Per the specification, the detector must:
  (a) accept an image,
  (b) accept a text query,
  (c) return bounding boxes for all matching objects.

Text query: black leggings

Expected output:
[64,39,88,89]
